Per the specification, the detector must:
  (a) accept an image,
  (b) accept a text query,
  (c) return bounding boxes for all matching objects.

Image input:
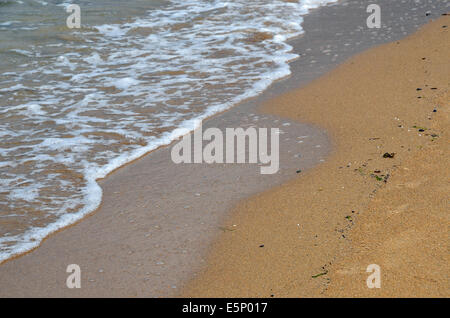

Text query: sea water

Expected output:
[0,0,337,262]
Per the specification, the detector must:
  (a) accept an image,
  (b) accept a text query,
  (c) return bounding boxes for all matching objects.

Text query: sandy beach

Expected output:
[0,1,448,298]
[183,16,449,297]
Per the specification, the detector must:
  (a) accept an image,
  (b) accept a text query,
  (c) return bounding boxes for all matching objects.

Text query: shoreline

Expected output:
[0,0,337,266]
[0,0,448,297]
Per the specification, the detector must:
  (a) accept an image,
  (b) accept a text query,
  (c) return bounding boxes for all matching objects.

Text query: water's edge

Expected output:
[0,0,339,263]
[0,0,447,297]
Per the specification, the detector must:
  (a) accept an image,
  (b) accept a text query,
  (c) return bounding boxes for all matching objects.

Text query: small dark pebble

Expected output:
[296,169,302,173]
[431,87,437,90]
[433,109,437,112]
[416,88,422,91]
[417,96,422,99]
[383,152,395,158]
[270,294,274,297]
[418,129,425,132]
[443,25,447,28]
[374,170,381,173]
[425,12,431,16]
[422,57,426,60]
[259,244,264,248]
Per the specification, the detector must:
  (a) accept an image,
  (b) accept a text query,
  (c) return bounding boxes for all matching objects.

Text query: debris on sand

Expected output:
[312,271,328,278]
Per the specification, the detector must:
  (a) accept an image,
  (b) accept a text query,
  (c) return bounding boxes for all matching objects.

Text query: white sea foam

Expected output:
[0,0,338,262]
[112,77,141,90]
[23,103,46,116]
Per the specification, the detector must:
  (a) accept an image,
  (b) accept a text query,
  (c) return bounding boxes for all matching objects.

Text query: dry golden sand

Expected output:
[182,17,449,297]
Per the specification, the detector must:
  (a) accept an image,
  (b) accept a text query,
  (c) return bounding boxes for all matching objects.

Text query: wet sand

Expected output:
[0,0,448,297]
[183,16,449,297]
[0,108,329,297]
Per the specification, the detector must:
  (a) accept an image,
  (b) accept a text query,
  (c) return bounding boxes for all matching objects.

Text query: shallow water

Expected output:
[0,0,338,261]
